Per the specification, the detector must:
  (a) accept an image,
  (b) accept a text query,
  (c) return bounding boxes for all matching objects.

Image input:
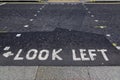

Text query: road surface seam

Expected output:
[34,66,39,80]
[33,3,48,80]
[87,67,92,80]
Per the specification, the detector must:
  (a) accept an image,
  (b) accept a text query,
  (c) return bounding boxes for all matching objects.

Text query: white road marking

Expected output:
[3,52,14,58]
[116,46,120,50]
[42,6,45,8]
[88,11,91,14]
[106,34,111,37]
[24,25,29,28]
[112,43,117,47]
[40,8,42,10]
[91,15,94,17]
[4,46,10,50]
[0,3,6,6]
[16,34,21,37]
[102,63,104,65]
[94,20,99,22]
[99,26,106,29]
[37,11,40,13]
[34,14,37,16]
[95,26,107,29]
[86,8,88,10]
[30,19,34,21]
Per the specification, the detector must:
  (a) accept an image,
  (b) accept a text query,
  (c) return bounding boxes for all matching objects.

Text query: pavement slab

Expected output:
[0,66,38,80]
[89,67,120,80]
[36,67,90,80]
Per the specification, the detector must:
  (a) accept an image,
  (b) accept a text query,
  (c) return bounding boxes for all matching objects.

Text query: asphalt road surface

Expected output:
[0,2,120,80]
[0,3,120,49]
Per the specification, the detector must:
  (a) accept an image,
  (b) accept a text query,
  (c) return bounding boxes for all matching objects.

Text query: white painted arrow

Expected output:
[3,51,14,58]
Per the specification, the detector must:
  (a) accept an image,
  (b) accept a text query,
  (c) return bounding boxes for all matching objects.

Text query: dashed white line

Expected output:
[83,5,119,52]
